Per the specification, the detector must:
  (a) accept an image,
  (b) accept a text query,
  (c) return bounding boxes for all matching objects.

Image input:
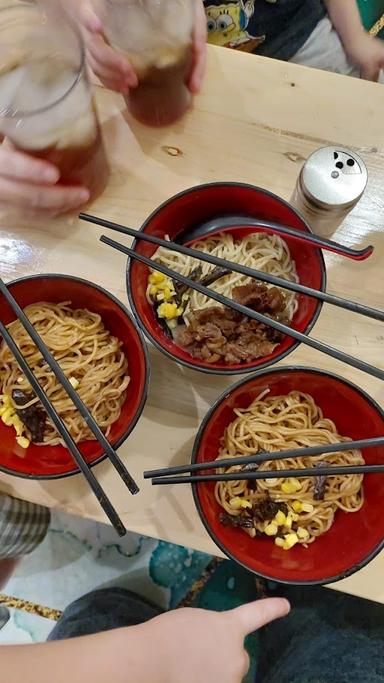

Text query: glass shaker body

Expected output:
[290,147,368,236]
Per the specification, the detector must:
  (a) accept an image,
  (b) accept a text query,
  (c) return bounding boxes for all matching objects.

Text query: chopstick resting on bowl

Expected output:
[99,234,384,382]
[80,214,384,323]
[144,436,384,480]
[0,278,140,532]
[0,314,127,536]
[150,463,384,486]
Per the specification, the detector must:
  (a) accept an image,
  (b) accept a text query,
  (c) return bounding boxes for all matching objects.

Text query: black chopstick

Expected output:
[100,235,384,382]
[80,213,384,323]
[0,318,127,537]
[144,436,384,479]
[151,463,384,486]
[0,278,139,496]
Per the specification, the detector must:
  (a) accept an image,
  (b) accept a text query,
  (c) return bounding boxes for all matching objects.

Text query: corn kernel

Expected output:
[291,478,302,491]
[297,526,310,541]
[275,537,285,548]
[157,302,179,320]
[283,533,299,550]
[301,502,314,513]
[281,478,302,494]
[265,522,278,536]
[16,436,30,449]
[69,377,79,389]
[13,419,24,437]
[229,497,243,510]
[240,499,252,510]
[149,272,165,284]
[274,510,286,526]
[284,515,293,529]
[2,408,14,426]
[291,500,303,513]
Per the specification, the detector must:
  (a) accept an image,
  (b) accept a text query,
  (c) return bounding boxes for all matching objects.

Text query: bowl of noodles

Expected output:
[127,182,326,375]
[0,274,150,479]
[192,366,384,584]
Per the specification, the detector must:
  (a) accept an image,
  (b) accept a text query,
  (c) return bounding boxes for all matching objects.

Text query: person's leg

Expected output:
[0,495,50,584]
[49,588,163,640]
[290,17,361,77]
[257,585,384,683]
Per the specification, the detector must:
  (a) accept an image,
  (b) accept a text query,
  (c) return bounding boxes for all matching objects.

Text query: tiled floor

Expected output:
[0,510,259,682]
[0,509,211,643]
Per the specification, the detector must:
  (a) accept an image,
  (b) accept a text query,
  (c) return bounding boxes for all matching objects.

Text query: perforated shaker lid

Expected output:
[301,147,368,209]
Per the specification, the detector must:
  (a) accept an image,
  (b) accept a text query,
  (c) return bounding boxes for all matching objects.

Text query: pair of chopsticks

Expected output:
[0,278,139,537]
[79,213,384,382]
[144,437,384,485]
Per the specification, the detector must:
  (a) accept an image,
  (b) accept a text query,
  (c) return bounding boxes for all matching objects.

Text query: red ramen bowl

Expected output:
[192,366,384,585]
[0,274,150,480]
[127,182,326,375]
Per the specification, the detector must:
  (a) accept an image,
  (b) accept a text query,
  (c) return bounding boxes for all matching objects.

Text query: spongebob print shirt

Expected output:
[204,0,326,60]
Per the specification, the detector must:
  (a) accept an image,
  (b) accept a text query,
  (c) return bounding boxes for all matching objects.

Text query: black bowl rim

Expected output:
[191,364,384,586]
[0,273,151,481]
[126,181,327,376]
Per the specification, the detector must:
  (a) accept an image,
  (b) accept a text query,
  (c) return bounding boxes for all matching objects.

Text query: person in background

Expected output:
[79,0,384,91]
[203,0,384,82]
[0,493,50,588]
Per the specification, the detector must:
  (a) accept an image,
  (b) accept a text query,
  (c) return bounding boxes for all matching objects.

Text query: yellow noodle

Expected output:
[150,232,299,321]
[0,302,130,446]
[215,391,364,545]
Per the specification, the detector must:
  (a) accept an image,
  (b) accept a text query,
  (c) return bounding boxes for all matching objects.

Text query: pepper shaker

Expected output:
[291,146,368,235]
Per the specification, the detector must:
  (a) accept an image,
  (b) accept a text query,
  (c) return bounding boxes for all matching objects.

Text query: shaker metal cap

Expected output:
[301,146,368,209]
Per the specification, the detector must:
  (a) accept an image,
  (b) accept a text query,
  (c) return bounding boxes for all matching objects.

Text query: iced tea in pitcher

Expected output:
[95,0,195,126]
[0,4,109,203]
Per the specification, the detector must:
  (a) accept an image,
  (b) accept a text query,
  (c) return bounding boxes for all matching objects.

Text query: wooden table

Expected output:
[1,46,384,603]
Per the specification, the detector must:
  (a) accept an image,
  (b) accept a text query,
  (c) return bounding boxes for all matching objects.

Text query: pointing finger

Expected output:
[227,598,290,636]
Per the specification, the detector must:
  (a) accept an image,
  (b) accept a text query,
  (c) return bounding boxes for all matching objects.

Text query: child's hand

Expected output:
[69,0,207,94]
[0,145,89,216]
[346,32,384,81]
[73,0,138,93]
[144,598,290,683]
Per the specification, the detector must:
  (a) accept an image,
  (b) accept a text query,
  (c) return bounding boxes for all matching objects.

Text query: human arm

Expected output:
[66,0,207,94]
[324,0,384,81]
[0,598,289,683]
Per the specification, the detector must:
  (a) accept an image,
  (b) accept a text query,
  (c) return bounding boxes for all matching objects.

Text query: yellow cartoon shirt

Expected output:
[203,0,326,60]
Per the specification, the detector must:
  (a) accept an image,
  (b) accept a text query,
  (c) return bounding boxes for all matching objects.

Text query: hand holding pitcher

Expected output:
[69,0,207,125]
[0,3,109,215]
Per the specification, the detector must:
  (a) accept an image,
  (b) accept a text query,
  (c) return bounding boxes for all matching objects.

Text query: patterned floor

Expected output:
[0,509,211,643]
